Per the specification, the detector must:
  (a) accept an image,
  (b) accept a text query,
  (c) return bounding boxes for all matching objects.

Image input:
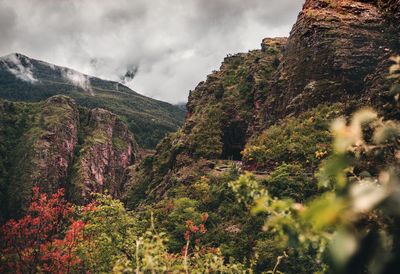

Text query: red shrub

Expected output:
[0,187,84,274]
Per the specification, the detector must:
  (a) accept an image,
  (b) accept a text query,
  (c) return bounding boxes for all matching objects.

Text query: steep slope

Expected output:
[127,0,400,202]
[0,53,185,148]
[263,0,399,124]
[124,0,400,270]
[126,38,287,206]
[0,95,139,221]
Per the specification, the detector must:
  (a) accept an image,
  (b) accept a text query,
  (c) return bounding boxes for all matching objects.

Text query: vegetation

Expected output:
[0,188,247,273]
[1,2,399,269]
[242,104,342,170]
[0,54,185,148]
[5,99,398,273]
[0,100,42,221]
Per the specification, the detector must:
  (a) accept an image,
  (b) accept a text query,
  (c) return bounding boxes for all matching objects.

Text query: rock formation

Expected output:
[0,95,139,219]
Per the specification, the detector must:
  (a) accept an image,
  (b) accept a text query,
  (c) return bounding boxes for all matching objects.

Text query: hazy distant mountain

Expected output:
[0,53,185,148]
[174,102,187,112]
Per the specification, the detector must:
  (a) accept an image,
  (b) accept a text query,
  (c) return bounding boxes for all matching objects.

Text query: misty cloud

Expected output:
[120,65,138,84]
[61,68,94,95]
[0,0,304,103]
[0,53,37,83]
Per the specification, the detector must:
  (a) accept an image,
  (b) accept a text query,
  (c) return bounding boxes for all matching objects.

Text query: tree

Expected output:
[0,187,84,274]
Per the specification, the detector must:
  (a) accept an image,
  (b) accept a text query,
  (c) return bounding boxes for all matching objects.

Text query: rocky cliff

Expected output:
[71,107,138,202]
[262,0,399,125]
[0,95,138,220]
[125,37,288,207]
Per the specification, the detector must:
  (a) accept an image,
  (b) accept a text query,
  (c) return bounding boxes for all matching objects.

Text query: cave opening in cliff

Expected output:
[221,121,246,161]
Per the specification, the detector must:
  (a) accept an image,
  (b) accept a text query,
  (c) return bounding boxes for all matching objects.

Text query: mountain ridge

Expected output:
[0,53,185,148]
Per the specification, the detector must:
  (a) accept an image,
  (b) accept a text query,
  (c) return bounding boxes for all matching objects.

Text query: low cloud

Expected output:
[120,65,138,84]
[61,68,93,95]
[0,53,37,83]
[0,0,304,103]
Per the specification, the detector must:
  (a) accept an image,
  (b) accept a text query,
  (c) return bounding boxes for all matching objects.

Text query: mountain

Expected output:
[0,53,185,148]
[127,0,399,203]
[124,0,400,271]
[0,95,140,220]
[1,0,400,272]
[174,102,188,112]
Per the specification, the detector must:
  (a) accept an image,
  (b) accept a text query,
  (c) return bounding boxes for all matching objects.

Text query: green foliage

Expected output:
[76,194,247,273]
[243,104,341,169]
[77,195,139,273]
[229,172,265,208]
[263,163,318,202]
[0,100,41,220]
[163,197,204,251]
[249,107,400,273]
[188,105,224,158]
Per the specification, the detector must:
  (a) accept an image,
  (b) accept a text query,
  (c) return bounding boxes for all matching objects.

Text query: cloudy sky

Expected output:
[0,0,303,103]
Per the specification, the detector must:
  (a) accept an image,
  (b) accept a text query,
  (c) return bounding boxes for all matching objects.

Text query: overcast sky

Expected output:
[0,0,304,103]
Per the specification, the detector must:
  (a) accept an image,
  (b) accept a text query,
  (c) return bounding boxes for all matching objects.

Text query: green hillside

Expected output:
[0,53,185,148]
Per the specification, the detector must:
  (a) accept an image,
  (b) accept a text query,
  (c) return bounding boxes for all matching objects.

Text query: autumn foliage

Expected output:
[0,187,85,274]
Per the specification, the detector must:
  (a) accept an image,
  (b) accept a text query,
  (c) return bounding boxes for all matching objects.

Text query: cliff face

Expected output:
[71,108,138,202]
[185,37,287,160]
[159,0,399,167]
[30,96,79,192]
[0,95,138,219]
[263,0,399,124]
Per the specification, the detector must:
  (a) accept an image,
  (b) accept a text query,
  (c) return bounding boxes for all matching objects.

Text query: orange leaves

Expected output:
[182,213,209,258]
[0,187,84,274]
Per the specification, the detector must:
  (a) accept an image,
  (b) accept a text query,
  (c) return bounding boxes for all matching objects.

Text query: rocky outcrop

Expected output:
[0,95,139,218]
[185,38,286,160]
[30,96,79,192]
[125,39,287,207]
[71,108,138,202]
[263,0,399,124]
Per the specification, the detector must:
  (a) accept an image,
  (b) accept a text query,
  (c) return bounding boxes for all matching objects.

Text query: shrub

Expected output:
[263,163,318,202]
[242,104,341,169]
[0,188,84,274]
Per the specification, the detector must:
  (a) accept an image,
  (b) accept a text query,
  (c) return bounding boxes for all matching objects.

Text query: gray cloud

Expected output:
[0,2,17,51]
[0,0,304,103]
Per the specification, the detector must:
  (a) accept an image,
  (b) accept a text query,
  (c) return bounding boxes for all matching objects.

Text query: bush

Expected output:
[242,104,341,169]
[263,163,318,202]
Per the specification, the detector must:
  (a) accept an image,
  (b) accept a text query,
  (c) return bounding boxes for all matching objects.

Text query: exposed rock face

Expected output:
[263,0,399,124]
[30,96,79,193]
[0,95,139,218]
[72,108,138,202]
